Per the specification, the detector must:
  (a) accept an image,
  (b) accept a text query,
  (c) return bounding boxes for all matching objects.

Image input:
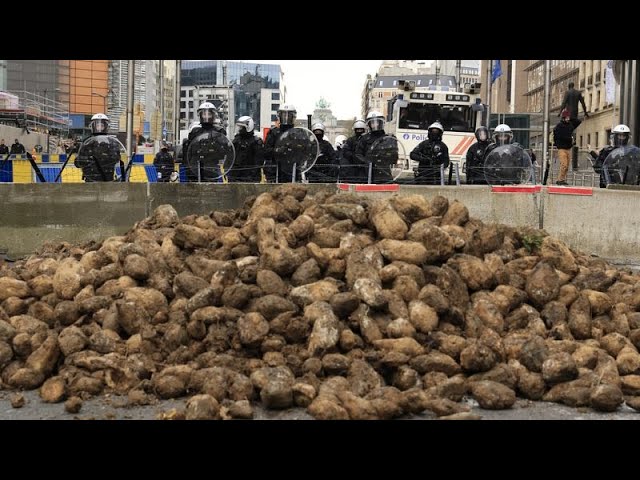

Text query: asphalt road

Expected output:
[1,390,638,420]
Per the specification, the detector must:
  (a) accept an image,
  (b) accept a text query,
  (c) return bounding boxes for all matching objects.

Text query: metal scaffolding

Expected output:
[0,90,70,136]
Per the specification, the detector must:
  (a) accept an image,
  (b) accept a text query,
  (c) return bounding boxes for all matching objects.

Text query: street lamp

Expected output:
[92,91,108,114]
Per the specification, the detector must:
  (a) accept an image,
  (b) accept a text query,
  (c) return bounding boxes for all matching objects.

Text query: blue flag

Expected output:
[491,60,502,84]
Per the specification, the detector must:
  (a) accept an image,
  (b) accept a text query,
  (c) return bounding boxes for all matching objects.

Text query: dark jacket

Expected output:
[74,135,121,182]
[184,124,227,182]
[354,131,393,183]
[9,142,25,155]
[593,145,615,187]
[553,121,575,149]
[230,132,264,182]
[465,141,490,184]
[410,139,449,184]
[153,149,174,182]
[339,133,365,182]
[559,88,588,119]
[307,138,338,183]
[263,125,294,182]
[0,144,9,155]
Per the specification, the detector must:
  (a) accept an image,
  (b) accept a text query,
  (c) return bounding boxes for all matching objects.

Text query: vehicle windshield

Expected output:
[398,103,474,132]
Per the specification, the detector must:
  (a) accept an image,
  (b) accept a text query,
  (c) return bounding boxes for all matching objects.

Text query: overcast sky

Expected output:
[236,60,385,120]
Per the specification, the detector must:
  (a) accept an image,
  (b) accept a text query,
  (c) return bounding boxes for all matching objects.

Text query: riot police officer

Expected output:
[188,102,226,141]
[307,122,338,183]
[263,104,297,182]
[593,124,631,187]
[341,119,367,182]
[74,113,124,182]
[410,121,449,184]
[185,102,228,182]
[483,123,533,185]
[465,126,490,184]
[154,141,175,182]
[354,111,390,183]
[230,115,264,182]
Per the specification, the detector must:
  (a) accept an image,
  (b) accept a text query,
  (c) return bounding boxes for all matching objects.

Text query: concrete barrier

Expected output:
[0,183,147,258]
[0,183,329,258]
[543,188,640,261]
[0,183,638,261]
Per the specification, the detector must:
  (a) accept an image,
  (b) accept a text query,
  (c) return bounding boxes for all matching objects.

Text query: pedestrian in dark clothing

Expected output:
[0,139,9,156]
[9,139,25,155]
[558,82,589,129]
[154,141,175,182]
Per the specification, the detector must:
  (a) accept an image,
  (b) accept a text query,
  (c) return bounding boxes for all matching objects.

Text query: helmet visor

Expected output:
[91,119,108,134]
[200,109,215,124]
[235,123,248,135]
[368,118,384,131]
[279,111,296,125]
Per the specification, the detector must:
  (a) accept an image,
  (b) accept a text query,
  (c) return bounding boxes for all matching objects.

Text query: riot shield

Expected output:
[483,144,534,185]
[366,135,405,183]
[186,130,235,182]
[75,135,127,182]
[274,127,319,182]
[602,145,640,185]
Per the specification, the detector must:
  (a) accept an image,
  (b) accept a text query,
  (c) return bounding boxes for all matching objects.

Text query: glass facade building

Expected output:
[181,61,282,130]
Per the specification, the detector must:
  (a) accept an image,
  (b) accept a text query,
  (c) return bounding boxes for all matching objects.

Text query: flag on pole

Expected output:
[491,60,502,84]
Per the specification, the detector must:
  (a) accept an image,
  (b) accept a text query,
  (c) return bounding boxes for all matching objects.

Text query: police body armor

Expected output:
[483,143,533,185]
[74,135,126,182]
[602,145,640,185]
[186,129,235,182]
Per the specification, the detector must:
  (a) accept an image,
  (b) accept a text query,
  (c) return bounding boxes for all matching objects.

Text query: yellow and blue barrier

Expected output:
[0,154,187,183]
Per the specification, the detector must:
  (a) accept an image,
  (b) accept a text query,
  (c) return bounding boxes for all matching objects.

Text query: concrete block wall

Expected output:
[0,183,637,262]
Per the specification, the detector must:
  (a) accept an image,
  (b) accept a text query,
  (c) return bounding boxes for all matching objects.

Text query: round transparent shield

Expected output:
[186,130,235,181]
[274,127,319,176]
[367,135,406,182]
[483,144,533,185]
[603,145,640,185]
[76,135,127,181]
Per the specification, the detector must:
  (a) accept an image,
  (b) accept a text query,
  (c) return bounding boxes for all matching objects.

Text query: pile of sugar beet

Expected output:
[2,184,640,420]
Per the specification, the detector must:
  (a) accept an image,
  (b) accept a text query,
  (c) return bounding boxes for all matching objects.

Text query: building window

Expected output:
[588,93,592,110]
[272,103,279,111]
[188,90,193,97]
[271,114,277,121]
[587,133,591,146]
[180,101,186,108]
[605,129,611,145]
[579,135,583,147]
[180,112,186,119]
[271,92,280,100]
[596,91,600,110]
[595,131,599,148]
[188,101,194,108]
